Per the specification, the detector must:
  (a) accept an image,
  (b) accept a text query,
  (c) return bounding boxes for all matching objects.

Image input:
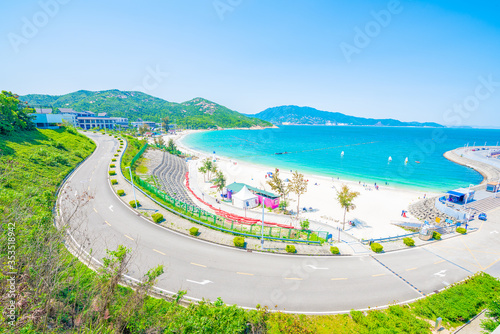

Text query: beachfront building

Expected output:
[487,182,500,193]
[445,188,475,204]
[226,182,280,209]
[232,186,259,209]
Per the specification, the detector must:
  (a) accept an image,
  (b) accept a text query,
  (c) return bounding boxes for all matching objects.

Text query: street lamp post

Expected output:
[126,166,138,208]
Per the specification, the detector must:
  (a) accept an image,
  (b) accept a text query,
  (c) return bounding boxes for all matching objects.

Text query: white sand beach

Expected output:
[164,130,439,240]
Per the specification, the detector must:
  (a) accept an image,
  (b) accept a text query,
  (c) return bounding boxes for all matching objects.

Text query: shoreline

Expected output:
[173,130,434,240]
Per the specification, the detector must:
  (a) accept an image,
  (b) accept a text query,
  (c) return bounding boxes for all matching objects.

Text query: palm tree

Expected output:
[200,158,214,180]
[336,184,360,231]
[198,165,207,182]
[288,170,308,220]
[213,170,226,195]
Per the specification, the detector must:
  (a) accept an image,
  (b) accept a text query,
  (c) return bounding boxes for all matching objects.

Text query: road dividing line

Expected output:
[105,221,111,226]
[237,272,254,276]
[153,249,166,255]
[372,273,386,277]
[186,279,212,285]
[190,262,207,268]
[124,235,134,241]
[406,267,417,271]
[109,205,114,212]
[331,278,348,281]
[284,277,303,281]
[434,260,445,264]
[93,208,98,213]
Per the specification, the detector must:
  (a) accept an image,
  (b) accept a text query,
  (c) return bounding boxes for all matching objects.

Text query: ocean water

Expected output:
[182,126,500,192]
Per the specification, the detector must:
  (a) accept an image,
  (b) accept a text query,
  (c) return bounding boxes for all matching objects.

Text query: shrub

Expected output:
[403,237,415,247]
[189,227,199,236]
[117,150,121,152]
[456,227,467,234]
[111,158,116,162]
[300,219,310,230]
[152,213,163,223]
[109,164,116,168]
[114,154,119,157]
[433,231,441,240]
[330,246,340,254]
[233,237,245,248]
[371,242,383,253]
[285,245,296,253]
[129,200,140,208]
[111,179,118,185]
[108,171,116,176]
[117,189,125,196]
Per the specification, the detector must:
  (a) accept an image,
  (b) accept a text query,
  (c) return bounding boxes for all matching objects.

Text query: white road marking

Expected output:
[306,265,328,270]
[442,281,450,286]
[434,270,447,277]
[109,205,114,212]
[186,279,212,285]
[491,231,498,234]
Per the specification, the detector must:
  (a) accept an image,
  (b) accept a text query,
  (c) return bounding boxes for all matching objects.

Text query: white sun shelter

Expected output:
[232,186,259,209]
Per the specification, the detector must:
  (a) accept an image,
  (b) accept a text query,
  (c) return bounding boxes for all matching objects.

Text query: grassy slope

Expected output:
[1,128,499,333]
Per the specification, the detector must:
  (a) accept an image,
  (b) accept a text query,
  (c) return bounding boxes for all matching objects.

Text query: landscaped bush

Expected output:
[114,154,119,157]
[129,200,140,208]
[152,213,163,223]
[330,246,340,254]
[109,164,116,168]
[117,149,121,152]
[285,245,296,253]
[403,237,415,247]
[371,242,383,253]
[111,179,118,185]
[456,227,467,234]
[189,227,199,236]
[111,158,116,162]
[233,237,245,248]
[433,231,441,240]
[117,189,125,196]
[108,170,116,176]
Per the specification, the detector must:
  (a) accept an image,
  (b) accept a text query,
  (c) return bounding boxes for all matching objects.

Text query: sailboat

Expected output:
[405,157,409,164]
[341,151,344,157]
[388,156,392,162]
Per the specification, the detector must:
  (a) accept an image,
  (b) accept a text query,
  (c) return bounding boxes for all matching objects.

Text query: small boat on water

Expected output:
[341,151,345,157]
[275,151,289,155]
[415,161,421,164]
[388,156,392,162]
[405,157,409,164]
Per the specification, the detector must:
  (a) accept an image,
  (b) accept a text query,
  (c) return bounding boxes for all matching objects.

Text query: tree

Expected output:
[288,170,308,220]
[336,184,360,231]
[167,138,176,152]
[162,116,169,132]
[154,136,165,147]
[267,168,289,210]
[198,164,208,182]
[300,219,310,230]
[0,91,35,135]
[201,158,214,180]
[138,123,149,136]
[213,170,226,194]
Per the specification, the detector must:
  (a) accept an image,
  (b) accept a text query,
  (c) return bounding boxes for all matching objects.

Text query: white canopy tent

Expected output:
[232,186,258,209]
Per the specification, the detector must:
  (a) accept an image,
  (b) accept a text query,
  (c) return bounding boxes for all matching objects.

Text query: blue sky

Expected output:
[1,0,500,127]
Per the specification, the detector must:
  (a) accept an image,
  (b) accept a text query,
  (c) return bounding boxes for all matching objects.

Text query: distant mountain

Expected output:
[20,90,273,129]
[249,106,444,127]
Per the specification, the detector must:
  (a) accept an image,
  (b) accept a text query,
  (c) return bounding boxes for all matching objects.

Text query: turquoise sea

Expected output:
[182,126,500,192]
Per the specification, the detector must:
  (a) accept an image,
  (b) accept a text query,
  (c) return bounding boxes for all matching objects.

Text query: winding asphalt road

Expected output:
[58,133,500,313]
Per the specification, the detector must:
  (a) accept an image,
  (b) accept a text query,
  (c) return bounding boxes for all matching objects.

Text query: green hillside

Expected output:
[250,105,444,127]
[20,90,273,129]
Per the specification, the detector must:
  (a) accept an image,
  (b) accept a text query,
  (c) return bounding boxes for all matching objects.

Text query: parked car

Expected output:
[478,213,487,221]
